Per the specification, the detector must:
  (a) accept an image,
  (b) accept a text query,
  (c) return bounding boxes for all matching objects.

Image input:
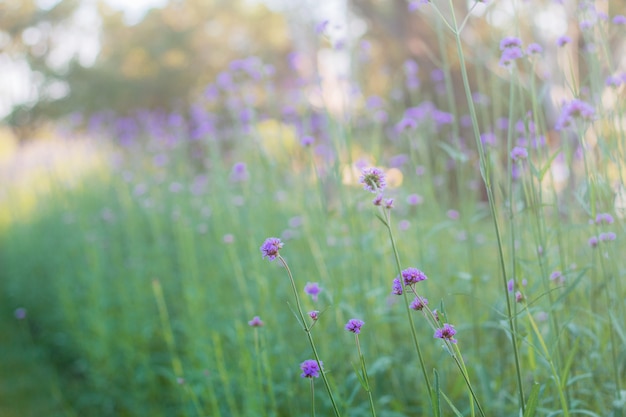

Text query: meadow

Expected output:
[1,2,625,416]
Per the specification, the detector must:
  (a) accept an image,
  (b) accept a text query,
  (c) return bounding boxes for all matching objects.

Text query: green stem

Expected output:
[355,335,377,417]
[278,255,342,417]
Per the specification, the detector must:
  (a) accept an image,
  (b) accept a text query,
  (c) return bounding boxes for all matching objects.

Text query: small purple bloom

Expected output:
[612,15,626,25]
[526,43,543,55]
[300,135,315,147]
[309,310,319,321]
[595,213,614,224]
[447,209,460,220]
[410,296,428,311]
[434,323,457,344]
[300,359,322,378]
[304,282,322,301]
[402,268,427,286]
[599,232,616,242]
[230,162,249,182]
[14,308,27,320]
[345,318,364,334]
[359,167,387,193]
[384,198,394,209]
[510,146,528,161]
[507,279,515,292]
[260,237,284,261]
[315,20,329,34]
[550,271,564,284]
[373,194,383,206]
[248,316,264,327]
[392,278,403,295]
[515,291,524,303]
[588,236,599,248]
[499,47,524,68]
[500,36,523,50]
[557,35,571,47]
[407,193,424,206]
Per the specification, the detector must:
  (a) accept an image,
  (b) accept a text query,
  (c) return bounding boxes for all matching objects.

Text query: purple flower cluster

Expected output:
[410,296,428,311]
[345,318,364,334]
[260,237,284,261]
[510,146,528,161]
[359,167,387,193]
[300,359,322,378]
[248,316,264,327]
[434,323,457,344]
[555,99,595,131]
[401,268,428,286]
[304,282,322,301]
[499,36,524,68]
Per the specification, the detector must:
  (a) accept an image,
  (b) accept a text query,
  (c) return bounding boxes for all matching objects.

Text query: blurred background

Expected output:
[1,0,626,416]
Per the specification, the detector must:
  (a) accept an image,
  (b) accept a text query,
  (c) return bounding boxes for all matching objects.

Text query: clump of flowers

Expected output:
[510,146,528,161]
[402,267,428,286]
[260,237,283,261]
[499,36,524,68]
[410,296,428,311]
[345,318,364,334]
[300,359,322,378]
[434,323,457,344]
[555,99,595,131]
[248,316,264,327]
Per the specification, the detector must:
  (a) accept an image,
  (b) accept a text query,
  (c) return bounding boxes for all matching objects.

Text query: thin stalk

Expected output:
[440,1,527,412]
[278,255,342,417]
[355,335,377,417]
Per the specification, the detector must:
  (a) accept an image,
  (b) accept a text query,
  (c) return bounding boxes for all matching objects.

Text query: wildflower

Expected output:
[410,296,429,311]
[315,20,329,35]
[384,198,394,209]
[526,43,543,55]
[499,46,524,68]
[447,209,460,220]
[300,359,322,378]
[359,167,387,193]
[402,268,428,285]
[260,237,284,261]
[392,278,403,295]
[300,135,315,147]
[407,194,423,205]
[304,282,322,301]
[555,99,595,131]
[550,270,565,284]
[588,236,599,248]
[510,146,528,161]
[345,318,364,334]
[599,232,616,242]
[14,308,27,320]
[595,213,614,224]
[230,162,249,182]
[500,36,523,50]
[557,35,571,47]
[515,291,524,303]
[398,220,411,231]
[309,310,319,321]
[373,194,383,206]
[612,15,626,25]
[508,279,515,292]
[248,316,264,327]
[434,323,457,344]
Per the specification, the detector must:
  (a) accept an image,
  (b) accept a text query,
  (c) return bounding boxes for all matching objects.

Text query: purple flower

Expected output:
[309,310,319,321]
[515,291,524,303]
[434,323,457,344]
[300,359,322,378]
[612,15,626,25]
[526,43,543,55]
[510,146,528,161]
[300,135,315,147]
[588,236,599,248]
[260,237,284,261]
[447,209,460,220]
[507,279,515,292]
[392,278,403,295]
[557,35,571,47]
[384,198,394,209]
[550,271,564,284]
[315,20,329,34]
[345,318,364,334]
[14,308,27,320]
[555,99,595,131]
[372,194,383,206]
[230,162,249,182]
[304,282,322,301]
[500,36,523,50]
[410,296,428,311]
[599,232,616,242]
[407,194,424,206]
[499,47,524,68]
[248,316,264,327]
[401,268,427,285]
[359,167,387,193]
[595,213,614,224]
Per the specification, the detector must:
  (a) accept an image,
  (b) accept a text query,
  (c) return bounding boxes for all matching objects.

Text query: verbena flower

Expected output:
[410,296,428,311]
[595,213,614,224]
[526,43,543,55]
[345,318,364,334]
[392,278,403,295]
[507,279,515,292]
[401,268,428,285]
[359,167,387,193]
[499,46,524,68]
[248,316,264,327]
[555,99,595,131]
[557,35,571,47]
[304,282,322,301]
[434,323,457,344]
[309,310,319,321]
[588,236,599,248]
[260,237,284,261]
[510,146,528,161]
[599,232,616,242]
[407,193,424,205]
[300,359,322,378]
[515,291,524,303]
[550,271,565,284]
[613,15,626,25]
[373,194,383,206]
[384,198,394,209]
[499,36,523,50]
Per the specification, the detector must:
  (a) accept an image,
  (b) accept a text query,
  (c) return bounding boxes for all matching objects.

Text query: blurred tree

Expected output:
[0,0,292,142]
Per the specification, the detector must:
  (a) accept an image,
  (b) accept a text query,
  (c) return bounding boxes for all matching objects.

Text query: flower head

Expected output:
[401,267,428,285]
[434,323,457,344]
[260,237,284,261]
[309,310,319,321]
[410,296,428,311]
[248,316,264,327]
[588,236,599,248]
[599,232,616,242]
[595,213,614,225]
[557,35,572,47]
[392,277,403,295]
[304,282,322,301]
[526,43,543,55]
[510,146,528,161]
[300,359,322,378]
[345,318,364,334]
[359,167,387,193]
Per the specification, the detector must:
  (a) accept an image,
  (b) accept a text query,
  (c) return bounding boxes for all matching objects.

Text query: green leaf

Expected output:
[523,382,541,417]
